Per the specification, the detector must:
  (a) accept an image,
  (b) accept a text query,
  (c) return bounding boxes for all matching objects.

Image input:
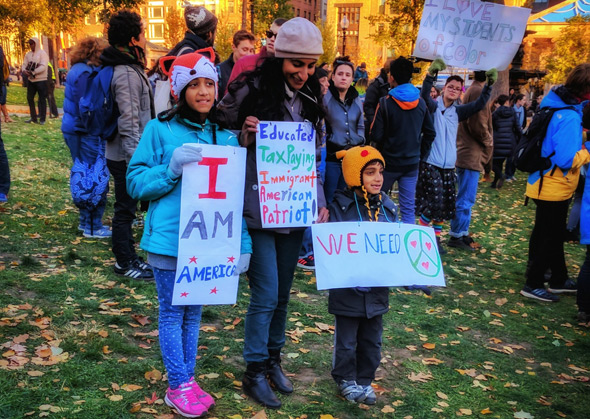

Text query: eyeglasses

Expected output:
[266,30,278,39]
[446,86,463,92]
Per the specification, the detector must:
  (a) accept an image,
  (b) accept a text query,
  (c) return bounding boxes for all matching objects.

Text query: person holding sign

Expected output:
[323,56,366,204]
[127,50,252,418]
[327,145,396,404]
[216,17,328,409]
[416,58,496,254]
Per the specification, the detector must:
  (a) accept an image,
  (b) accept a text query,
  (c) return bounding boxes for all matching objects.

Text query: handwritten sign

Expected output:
[173,144,247,305]
[312,222,446,290]
[413,0,530,71]
[256,121,318,228]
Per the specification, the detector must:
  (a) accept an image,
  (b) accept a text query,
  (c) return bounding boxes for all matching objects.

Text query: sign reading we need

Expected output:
[256,121,318,228]
[413,0,530,70]
[312,222,446,290]
[173,144,247,306]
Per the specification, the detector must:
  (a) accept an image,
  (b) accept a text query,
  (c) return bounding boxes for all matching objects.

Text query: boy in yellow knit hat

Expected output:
[327,145,396,404]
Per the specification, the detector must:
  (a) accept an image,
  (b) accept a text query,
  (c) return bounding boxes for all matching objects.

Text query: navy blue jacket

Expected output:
[492,105,520,159]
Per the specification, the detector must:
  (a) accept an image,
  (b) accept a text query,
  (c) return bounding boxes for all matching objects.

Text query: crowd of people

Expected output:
[0,6,589,418]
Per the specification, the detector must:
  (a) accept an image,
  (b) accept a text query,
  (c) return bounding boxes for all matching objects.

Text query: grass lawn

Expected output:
[0,117,588,419]
[6,85,64,108]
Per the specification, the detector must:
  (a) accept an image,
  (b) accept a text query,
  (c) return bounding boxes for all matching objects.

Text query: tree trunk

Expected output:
[241,0,247,30]
[490,68,510,105]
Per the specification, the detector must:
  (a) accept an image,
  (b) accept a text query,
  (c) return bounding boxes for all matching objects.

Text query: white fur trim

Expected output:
[170,56,219,99]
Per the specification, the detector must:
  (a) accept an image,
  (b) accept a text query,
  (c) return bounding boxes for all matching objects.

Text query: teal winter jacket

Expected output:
[126,115,252,258]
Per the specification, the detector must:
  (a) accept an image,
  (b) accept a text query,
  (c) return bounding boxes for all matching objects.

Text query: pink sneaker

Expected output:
[165,382,208,418]
[188,377,215,410]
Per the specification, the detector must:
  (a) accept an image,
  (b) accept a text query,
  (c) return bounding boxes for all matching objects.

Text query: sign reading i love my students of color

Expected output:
[311,222,446,290]
[173,144,247,306]
[413,0,531,71]
[256,121,318,228]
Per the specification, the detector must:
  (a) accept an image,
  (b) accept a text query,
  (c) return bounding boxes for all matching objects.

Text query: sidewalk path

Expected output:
[6,105,63,116]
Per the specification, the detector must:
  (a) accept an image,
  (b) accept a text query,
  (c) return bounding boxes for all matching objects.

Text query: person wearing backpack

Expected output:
[62,37,111,238]
[491,94,522,189]
[101,10,155,280]
[520,64,590,303]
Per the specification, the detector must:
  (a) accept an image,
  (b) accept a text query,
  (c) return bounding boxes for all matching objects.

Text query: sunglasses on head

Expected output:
[266,30,278,39]
[335,59,353,68]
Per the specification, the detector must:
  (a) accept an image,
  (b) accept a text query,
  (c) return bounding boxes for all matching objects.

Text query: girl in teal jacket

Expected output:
[126,50,251,418]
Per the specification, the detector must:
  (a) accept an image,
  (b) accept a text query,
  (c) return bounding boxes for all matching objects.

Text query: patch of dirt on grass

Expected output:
[294,367,322,385]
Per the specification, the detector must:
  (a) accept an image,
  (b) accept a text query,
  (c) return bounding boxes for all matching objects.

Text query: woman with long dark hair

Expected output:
[216,17,328,409]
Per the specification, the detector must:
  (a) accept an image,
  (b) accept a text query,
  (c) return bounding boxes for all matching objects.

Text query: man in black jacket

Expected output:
[217,30,255,98]
[363,60,391,137]
[168,6,218,58]
[370,57,436,224]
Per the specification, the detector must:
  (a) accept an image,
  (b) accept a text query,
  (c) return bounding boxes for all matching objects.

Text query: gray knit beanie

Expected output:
[184,6,218,36]
[274,17,323,60]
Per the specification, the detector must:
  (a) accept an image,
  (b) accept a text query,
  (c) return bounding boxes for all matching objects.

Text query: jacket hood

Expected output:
[29,37,41,50]
[541,86,586,110]
[390,83,420,110]
[328,81,359,105]
[495,105,514,117]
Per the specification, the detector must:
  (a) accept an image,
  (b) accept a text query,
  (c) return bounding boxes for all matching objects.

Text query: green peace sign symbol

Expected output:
[404,229,442,277]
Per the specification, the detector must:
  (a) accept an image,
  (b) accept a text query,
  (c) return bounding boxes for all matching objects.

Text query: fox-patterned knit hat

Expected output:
[160,48,218,101]
[336,146,385,188]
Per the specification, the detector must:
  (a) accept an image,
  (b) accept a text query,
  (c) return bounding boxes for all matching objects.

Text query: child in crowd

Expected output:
[491,94,522,189]
[327,146,397,404]
[126,50,252,418]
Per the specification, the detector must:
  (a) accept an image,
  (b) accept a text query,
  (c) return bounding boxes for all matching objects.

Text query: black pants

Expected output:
[106,159,138,265]
[577,246,590,313]
[492,158,506,182]
[332,314,382,386]
[0,133,9,195]
[27,81,47,123]
[46,81,58,117]
[526,199,570,289]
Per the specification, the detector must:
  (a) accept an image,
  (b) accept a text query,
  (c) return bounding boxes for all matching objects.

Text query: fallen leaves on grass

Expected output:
[407,372,433,382]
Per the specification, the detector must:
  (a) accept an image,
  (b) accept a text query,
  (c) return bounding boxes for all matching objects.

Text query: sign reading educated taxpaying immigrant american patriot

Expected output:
[312,222,446,290]
[256,121,318,228]
[413,0,531,71]
[173,144,247,306]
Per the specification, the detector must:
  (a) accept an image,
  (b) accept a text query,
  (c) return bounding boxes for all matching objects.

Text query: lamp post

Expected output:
[340,15,349,56]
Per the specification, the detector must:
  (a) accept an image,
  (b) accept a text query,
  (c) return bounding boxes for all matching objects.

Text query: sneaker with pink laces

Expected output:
[188,377,215,409]
[165,382,208,418]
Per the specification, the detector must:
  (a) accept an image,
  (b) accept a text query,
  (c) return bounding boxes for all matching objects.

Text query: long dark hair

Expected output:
[158,87,219,126]
[228,57,325,133]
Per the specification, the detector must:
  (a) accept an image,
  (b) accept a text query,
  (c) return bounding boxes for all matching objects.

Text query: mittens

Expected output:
[167,145,203,179]
[428,58,446,76]
[485,68,498,86]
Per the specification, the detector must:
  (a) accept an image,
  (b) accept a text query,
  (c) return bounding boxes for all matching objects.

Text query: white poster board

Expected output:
[173,144,247,305]
[256,121,318,228]
[312,222,446,290]
[413,0,531,70]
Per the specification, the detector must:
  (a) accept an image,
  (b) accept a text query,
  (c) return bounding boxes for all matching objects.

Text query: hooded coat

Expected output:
[22,38,49,82]
[370,83,435,172]
[492,105,521,159]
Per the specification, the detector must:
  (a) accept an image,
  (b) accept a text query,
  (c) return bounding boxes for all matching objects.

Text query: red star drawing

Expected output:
[227,256,236,263]
[189,256,198,264]
[180,292,189,297]
[210,287,218,294]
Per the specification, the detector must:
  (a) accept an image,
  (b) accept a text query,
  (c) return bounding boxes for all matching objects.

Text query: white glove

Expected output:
[235,253,251,275]
[168,145,202,179]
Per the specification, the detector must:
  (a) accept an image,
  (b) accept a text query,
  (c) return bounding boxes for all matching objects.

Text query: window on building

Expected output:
[297,8,300,16]
[336,4,362,57]
[149,7,163,18]
[228,1,235,13]
[150,23,164,39]
[85,13,98,25]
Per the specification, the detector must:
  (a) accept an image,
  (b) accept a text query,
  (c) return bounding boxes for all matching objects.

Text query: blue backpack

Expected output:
[79,65,119,141]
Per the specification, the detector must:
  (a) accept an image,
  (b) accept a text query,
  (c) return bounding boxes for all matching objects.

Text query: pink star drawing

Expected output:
[227,256,236,263]
[180,292,189,297]
[210,287,218,294]
[189,256,198,264]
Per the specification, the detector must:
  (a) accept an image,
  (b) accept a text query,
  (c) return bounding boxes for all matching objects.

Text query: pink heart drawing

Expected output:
[457,0,470,13]
[422,261,430,270]
[425,242,432,251]
[410,240,417,248]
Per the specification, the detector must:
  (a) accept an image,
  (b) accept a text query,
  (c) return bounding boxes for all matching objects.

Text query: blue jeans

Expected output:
[299,227,313,258]
[324,161,346,204]
[244,229,304,363]
[382,168,418,224]
[450,168,480,238]
[577,246,590,313]
[154,267,202,389]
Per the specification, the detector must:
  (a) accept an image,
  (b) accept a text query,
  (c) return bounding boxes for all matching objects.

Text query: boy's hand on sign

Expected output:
[485,68,498,86]
[316,207,329,223]
[240,116,259,148]
[168,145,203,179]
[428,58,446,76]
[236,253,251,275]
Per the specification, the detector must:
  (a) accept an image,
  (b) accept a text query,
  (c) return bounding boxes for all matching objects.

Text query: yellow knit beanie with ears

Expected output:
[336,146,385,188]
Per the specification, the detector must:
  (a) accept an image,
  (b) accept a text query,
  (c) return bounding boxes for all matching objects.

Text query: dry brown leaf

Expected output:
[422,343,435,350]
[495,298,508,306]
[27,370,44,377]
[144,369,163,382]
[98,330,108,338]
[422,357,444,365]
[121,384,143,392]
[436,391,448,400]
[480,408,493,414]
[381,405,396,413]
[108,394,123,401]
[407,372,433,382]
[459,408,473,415]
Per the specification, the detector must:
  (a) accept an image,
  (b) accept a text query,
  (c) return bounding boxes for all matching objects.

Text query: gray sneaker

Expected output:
[360,385,376,405]
[339,380,365,403]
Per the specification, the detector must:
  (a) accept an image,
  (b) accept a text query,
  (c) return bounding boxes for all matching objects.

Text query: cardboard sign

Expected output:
[312,222,446,290]
[173,144,247,305]
[413,0,530,70]
[256,121,318,228]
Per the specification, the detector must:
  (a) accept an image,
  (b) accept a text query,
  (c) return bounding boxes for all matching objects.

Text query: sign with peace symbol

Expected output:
[404,229,442,277]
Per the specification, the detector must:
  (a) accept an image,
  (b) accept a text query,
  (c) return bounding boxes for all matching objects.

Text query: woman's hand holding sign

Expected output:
[428,58,446,76]
[240,116,259,148]
[485,68,498,86]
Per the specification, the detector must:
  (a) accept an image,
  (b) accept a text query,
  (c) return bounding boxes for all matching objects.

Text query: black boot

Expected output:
[242,361,281,409]
[267,350,293,394]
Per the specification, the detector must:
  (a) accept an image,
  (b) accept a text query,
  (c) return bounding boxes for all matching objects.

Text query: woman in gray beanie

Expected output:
[216,17,328,409]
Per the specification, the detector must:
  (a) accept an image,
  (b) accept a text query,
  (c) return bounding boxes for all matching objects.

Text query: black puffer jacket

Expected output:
[327,189,397,319]
[363,73,390,137]
[492,105,521,159]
